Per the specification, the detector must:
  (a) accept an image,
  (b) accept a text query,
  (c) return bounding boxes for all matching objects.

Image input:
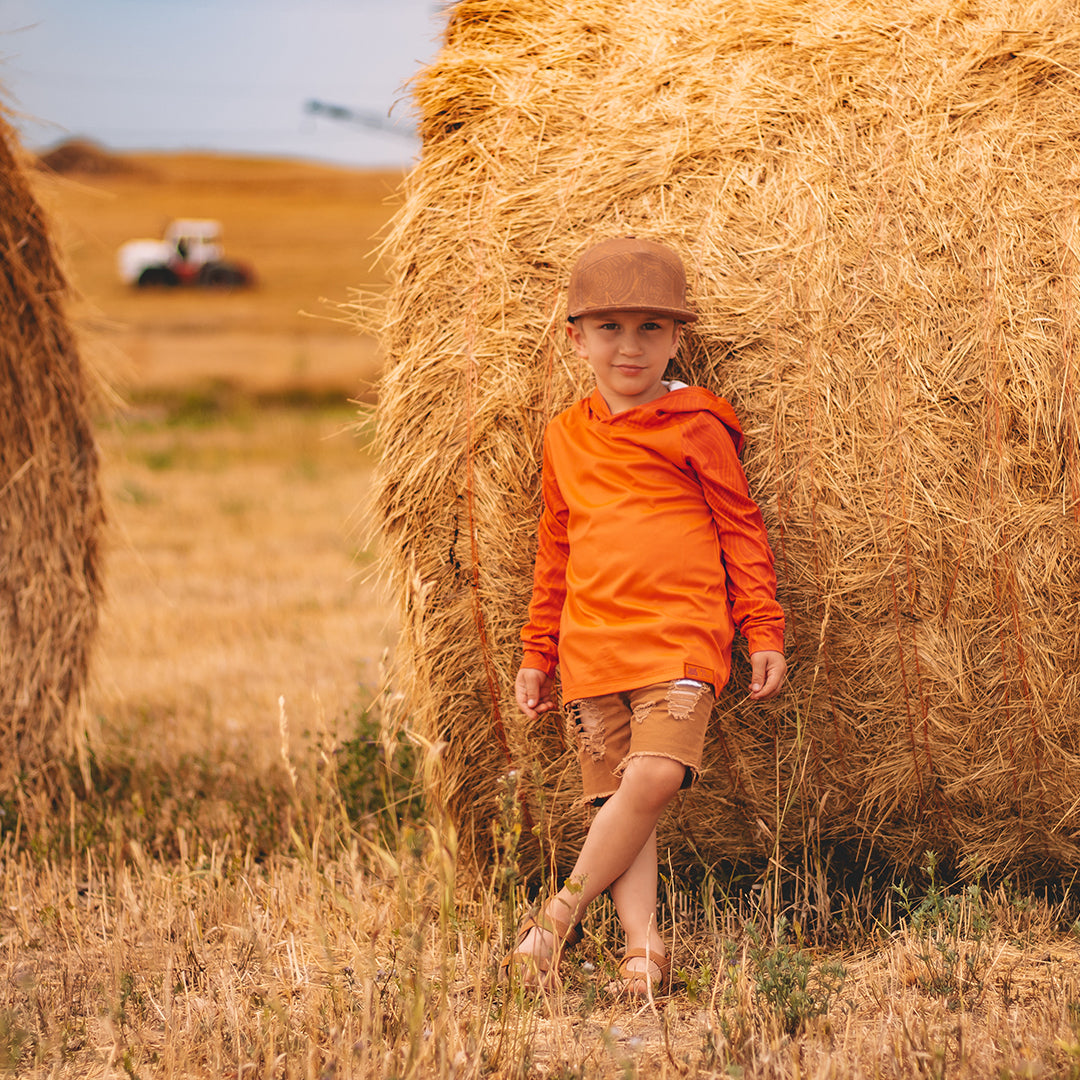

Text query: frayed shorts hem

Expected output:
[572,749,703,810]
[566,679,714,806]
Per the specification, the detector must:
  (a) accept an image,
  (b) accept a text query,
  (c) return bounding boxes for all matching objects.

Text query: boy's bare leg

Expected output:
[513,755,684,975]
[609,826,666,982]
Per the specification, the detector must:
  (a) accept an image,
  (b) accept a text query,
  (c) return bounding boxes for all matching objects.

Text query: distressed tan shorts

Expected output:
[565,679,715,805]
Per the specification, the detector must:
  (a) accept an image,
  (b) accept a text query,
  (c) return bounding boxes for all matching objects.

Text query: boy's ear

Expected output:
[566,320,588,357]
[670,322,683,358]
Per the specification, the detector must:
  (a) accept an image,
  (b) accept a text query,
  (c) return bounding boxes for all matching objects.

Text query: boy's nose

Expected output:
[620,334,644,355]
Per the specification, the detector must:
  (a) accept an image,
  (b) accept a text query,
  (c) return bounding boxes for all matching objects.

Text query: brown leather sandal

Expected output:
[606,947,672,997]
[499,901,583,987]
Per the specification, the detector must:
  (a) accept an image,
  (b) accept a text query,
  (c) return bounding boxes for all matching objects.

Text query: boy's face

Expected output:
[566,310,682,415]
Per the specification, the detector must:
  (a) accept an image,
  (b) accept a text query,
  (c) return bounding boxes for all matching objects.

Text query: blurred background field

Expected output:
[29,149,400,805]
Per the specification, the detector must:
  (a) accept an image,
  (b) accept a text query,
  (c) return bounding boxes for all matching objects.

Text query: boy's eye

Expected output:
[598,322,619,331]
[641,322,662,331]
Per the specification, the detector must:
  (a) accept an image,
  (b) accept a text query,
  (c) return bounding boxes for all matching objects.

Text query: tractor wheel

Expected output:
[136,265,180,288]
[199,261,251,288]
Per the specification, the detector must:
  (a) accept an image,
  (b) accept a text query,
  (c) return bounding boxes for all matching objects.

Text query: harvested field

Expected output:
[89,401,392,785]
[32,149,402,401]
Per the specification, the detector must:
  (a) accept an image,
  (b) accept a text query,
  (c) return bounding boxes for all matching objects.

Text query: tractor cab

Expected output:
[163,220,224,271]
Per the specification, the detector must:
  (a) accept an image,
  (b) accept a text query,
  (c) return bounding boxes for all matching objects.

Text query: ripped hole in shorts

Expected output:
[666,678,707,721]
[570,698,607,761]
[631,699,657,724]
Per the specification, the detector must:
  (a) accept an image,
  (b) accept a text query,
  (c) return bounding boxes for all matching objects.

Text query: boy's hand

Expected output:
[748,650,786,701]
[515,666,556,720]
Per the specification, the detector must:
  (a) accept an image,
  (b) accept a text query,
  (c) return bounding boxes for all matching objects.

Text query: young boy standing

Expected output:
[506,237,786,995]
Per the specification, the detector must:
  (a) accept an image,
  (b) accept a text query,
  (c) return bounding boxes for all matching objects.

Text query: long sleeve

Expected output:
[520,437,570,675]
[686,418,785,656]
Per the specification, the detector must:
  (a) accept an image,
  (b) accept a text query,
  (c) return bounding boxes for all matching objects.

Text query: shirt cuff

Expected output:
[744,627,786,657]
[520,650,558,677]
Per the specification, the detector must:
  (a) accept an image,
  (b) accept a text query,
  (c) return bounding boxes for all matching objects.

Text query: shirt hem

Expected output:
[561,665,728,703]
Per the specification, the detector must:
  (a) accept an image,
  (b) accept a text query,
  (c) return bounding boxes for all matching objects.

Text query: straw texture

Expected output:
[0,110,104,800]
[373,0,1080,879]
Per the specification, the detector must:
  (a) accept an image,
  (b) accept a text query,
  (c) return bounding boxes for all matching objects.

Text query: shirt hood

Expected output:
[586,386,745,456]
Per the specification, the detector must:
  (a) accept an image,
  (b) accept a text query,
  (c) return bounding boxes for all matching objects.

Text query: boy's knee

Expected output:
[620,754,686,809]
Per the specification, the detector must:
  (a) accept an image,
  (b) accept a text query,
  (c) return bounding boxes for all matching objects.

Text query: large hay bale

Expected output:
[374,0,1080,880]
[0,110,104,801]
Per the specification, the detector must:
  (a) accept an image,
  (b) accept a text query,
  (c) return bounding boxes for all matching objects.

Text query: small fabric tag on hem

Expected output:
[684,662,715,685]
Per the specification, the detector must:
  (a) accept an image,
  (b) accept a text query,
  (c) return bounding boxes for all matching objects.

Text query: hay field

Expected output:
[1,147,1078,1078]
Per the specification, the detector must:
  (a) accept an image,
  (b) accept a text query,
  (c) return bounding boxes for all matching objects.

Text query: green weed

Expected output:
[115,479,159,506]
[328,701,423,843]
[894,851,991,1006]
[0,1009,28,1071]
[748,917,846,1032]
[140,448,176,471]
[676,957,714,1004]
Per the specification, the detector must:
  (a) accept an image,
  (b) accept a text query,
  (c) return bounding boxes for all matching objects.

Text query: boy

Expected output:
[505,237,786,995]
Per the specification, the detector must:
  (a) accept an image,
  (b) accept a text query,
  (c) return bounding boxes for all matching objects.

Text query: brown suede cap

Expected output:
[567,237,698,323]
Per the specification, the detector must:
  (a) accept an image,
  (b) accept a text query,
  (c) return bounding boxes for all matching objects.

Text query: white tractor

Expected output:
[118,219,254,288]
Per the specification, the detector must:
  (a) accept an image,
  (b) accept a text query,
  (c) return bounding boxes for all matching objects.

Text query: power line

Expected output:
[304,99,416,138]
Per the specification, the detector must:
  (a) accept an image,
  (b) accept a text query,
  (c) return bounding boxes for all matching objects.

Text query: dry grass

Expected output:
[4,778,1080,1077]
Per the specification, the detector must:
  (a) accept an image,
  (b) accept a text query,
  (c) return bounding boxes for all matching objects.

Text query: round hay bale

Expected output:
[0,110,104,803]
[36,137,137,177]
[373,0,1080,880]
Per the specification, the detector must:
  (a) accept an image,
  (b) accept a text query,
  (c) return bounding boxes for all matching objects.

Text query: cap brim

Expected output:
[568,304,698,323]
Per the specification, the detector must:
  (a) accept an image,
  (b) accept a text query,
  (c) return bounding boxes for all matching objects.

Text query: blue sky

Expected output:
[2,0,448,167]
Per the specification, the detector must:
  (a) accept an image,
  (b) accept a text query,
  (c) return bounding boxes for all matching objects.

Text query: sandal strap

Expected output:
[534,902,583,948]
[500,916,553,979]
[618,947,671,989]
[499,899,582,984]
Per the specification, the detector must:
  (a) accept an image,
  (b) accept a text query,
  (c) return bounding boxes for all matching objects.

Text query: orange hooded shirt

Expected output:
[521,385,785,701]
